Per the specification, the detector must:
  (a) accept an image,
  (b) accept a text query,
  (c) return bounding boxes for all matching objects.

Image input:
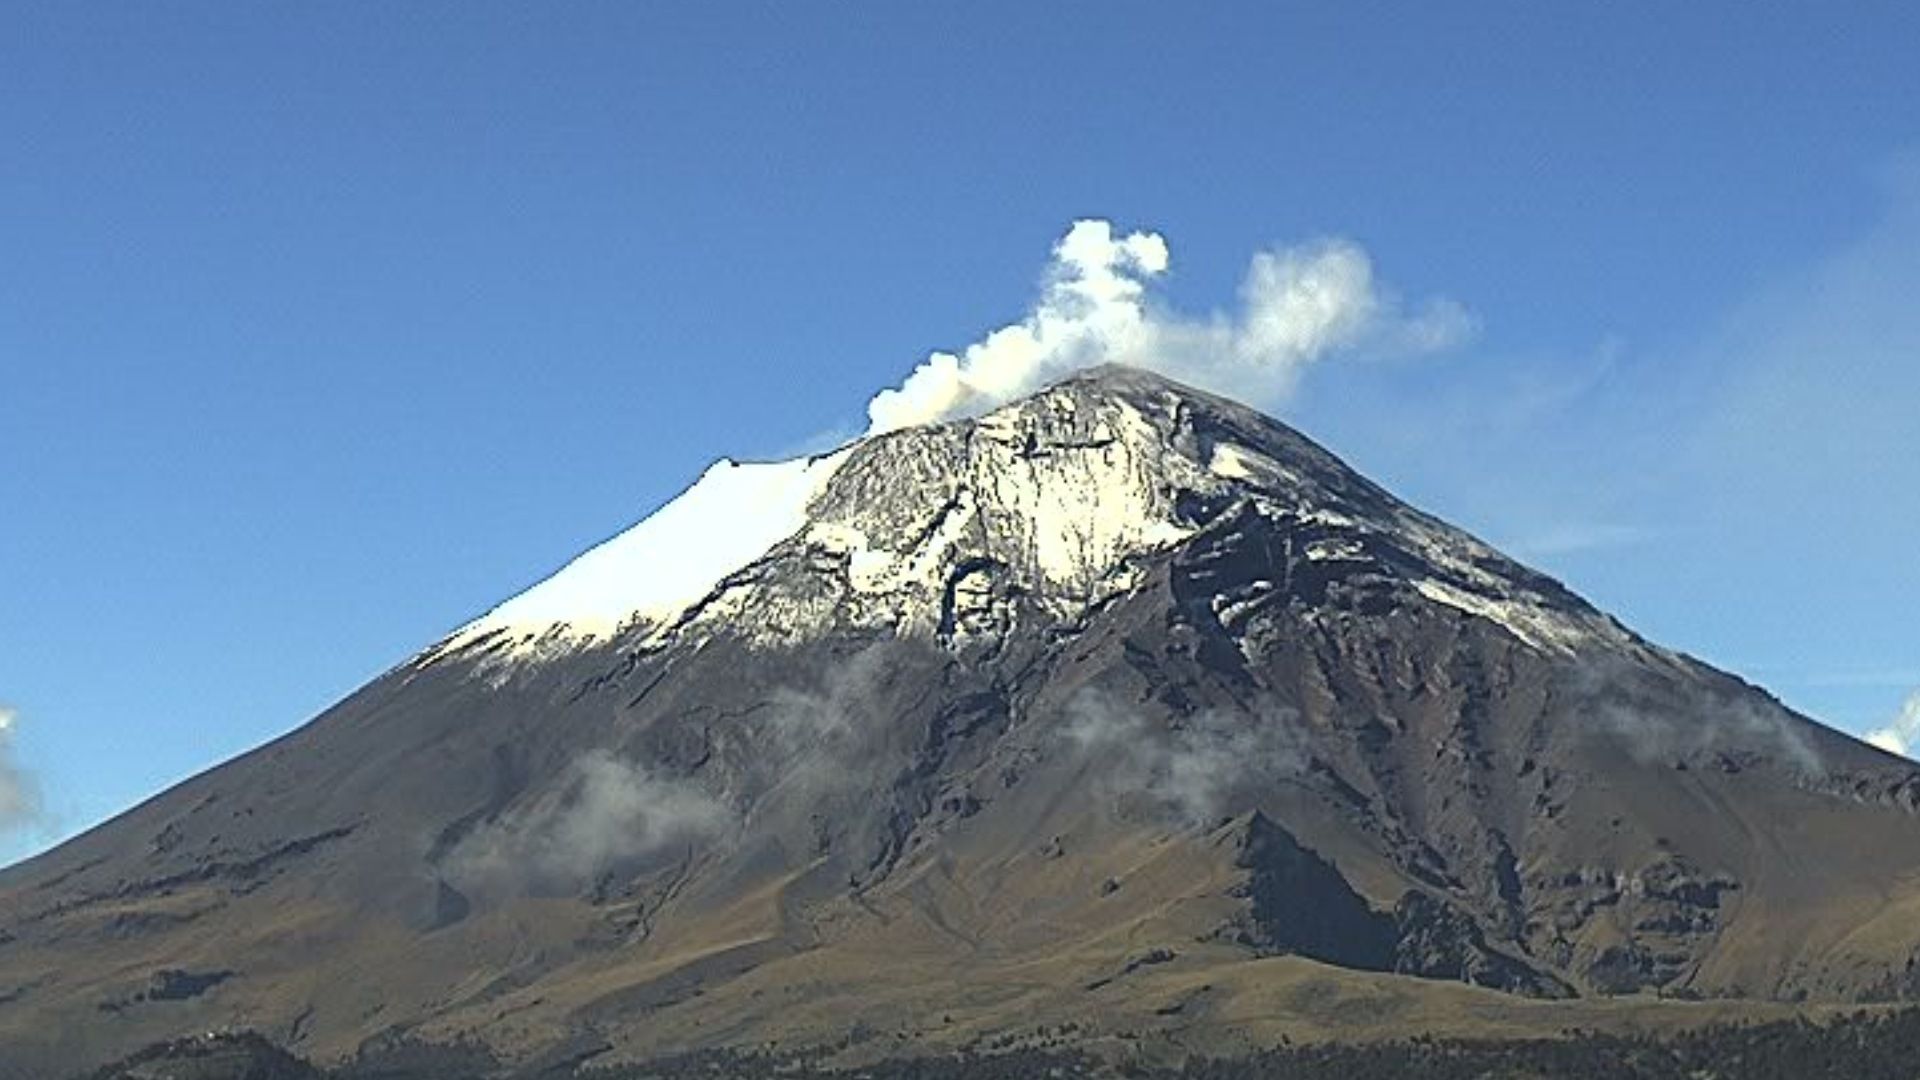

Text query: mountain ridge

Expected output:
[4,365,1919,1075]
[433,365,1633,670]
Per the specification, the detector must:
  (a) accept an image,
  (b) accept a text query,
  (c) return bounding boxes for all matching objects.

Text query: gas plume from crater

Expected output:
[864,219,1475,434]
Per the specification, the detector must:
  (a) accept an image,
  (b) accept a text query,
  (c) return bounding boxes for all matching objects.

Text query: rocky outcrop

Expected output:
[1227,813,1396,971]
[1228,814,1568,998]
[1390,892,1570,997]
[1527,856,1740,995]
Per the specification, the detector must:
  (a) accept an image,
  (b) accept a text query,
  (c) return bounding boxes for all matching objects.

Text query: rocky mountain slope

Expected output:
[4,366,1919,1076]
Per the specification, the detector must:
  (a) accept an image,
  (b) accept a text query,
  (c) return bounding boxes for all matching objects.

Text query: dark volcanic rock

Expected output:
[1391,892,1570,997]
[1229,812,1569,998]
[5,366,1920,1076]
[1230,812,1397,971]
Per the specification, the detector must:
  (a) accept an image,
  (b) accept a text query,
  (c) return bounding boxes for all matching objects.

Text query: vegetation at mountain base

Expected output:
[79,1008,1920,1080]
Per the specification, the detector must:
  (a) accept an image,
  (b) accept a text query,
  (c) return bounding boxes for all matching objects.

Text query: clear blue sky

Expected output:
[4,3,1917,865]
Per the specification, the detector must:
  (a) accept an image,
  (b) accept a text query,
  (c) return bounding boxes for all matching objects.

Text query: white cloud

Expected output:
[445,750,732,894]
[1503,523,1654,559]
[1865,690,1920,758]
[864,219,1474,434]
[0,706,45,834]
[1062,689,1309,826]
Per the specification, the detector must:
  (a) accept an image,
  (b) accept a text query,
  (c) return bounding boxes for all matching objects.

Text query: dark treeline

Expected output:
[84,1008,1920,1080]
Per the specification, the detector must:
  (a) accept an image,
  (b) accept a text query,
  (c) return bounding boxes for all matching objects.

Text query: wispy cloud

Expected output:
[1690,163,1920,539]
[865,219,1473,434]
[1292,158,1920,740]
[0,706,45,835]
[444,750,732,895]
[1502,523,1655,560]
[1061,689,1309,826]
[1865,690,1920,759]
[1796,669,1920,691]
[1567,658,1825,774]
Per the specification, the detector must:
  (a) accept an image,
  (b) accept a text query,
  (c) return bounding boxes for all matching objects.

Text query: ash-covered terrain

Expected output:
[7,367,1920,1076]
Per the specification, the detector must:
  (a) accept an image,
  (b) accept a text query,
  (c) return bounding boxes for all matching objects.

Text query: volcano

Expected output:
[5,366,1920,1074]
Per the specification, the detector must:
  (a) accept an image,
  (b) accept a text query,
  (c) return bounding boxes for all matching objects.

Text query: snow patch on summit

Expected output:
[427,370,1621,671]
[438,450,852,658]
[1413,577,1594,656]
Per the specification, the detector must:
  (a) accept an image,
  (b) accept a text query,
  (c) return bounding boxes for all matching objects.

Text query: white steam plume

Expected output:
[1061,690,1308,826]
[0,706,44,834]
[1567,658,1825,775]
[446,750,731,894]
[865,219,1474,434]
[1866,690,1920,758]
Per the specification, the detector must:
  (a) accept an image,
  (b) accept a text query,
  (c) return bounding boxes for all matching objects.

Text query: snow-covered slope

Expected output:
[431,366,1628,668]
[438,450,852,658]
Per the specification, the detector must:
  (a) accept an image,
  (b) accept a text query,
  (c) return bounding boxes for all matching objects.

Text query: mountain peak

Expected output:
[1044,361,1256,408]
[12,374,1920,1077]
[434,365,1625,669]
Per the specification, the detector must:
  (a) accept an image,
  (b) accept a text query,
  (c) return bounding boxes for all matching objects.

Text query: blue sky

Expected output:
[3,3,1917,864]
